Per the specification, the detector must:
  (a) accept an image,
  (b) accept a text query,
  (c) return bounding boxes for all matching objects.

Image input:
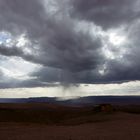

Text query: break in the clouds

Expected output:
[1,81,140,98]
[0,0,140,90]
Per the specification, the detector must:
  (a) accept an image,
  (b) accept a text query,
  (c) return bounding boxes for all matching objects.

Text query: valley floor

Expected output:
[0,112,140,140]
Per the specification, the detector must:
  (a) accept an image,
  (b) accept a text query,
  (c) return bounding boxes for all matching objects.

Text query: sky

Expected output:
[0,0,140,98]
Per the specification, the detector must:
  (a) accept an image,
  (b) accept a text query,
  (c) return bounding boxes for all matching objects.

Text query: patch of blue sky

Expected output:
[0,32,11,44]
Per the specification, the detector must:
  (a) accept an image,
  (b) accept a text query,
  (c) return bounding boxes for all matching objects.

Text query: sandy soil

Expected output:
[0,113,140,140]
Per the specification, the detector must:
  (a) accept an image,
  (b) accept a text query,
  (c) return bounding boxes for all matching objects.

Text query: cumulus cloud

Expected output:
[0,0,140,89]
[70,0,140,29]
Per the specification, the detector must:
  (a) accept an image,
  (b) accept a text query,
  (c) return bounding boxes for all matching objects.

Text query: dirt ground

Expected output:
[0,113,140,140]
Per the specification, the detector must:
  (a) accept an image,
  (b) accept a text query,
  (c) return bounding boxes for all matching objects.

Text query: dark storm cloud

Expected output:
[0,78,46,88]
[31,67,81,84]
[98,60,140,83]
[0,45,23,56]
[0,0,140,88]
[70,0,140,29]
[0,0,46,34]
[0,0,103,71]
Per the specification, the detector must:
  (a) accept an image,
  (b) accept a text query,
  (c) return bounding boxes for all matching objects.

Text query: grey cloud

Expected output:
[0,0,104,72]
[70,0,140,29]
[0,0,140,88]
[0,79,45,89]
[0,45,23,56]
[0,67,51,88]
[0,0,46,34]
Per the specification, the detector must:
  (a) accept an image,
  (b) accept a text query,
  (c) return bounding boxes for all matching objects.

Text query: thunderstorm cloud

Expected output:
[0,0,140,90]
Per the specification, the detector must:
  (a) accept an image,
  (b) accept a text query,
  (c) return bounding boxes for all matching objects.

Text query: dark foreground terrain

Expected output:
[0,103,140,140]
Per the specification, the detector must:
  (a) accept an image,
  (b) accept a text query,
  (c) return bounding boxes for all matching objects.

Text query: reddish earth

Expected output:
[0,103,140,140]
